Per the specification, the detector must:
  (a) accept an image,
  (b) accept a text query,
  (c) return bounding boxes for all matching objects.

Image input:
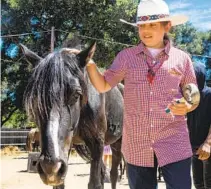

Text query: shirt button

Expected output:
[153,60,156,64]
[151,140,154,143]
[150,91,153,95]
[150,108,153,111]
[150,147,153,150]
[151,124,154,127]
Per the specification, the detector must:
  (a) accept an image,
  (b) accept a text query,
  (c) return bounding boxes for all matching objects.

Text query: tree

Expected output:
[170,22,204,54]
[2,0,210,127]
[1,0,137,127]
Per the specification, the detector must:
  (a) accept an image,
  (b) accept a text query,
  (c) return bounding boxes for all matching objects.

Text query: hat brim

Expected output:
[120,15,188,27]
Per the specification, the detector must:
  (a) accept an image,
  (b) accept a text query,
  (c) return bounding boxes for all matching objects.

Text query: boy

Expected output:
[86,0,200,188]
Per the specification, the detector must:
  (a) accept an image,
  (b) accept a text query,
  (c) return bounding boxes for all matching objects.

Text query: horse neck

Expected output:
[83,70,105,111]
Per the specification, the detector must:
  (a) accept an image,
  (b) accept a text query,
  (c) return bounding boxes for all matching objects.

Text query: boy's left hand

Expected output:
[167,98,191,116]
[196,142,211,160]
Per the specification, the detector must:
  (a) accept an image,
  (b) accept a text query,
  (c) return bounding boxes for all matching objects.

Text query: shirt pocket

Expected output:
[158,67,183,98]
[156,68,183,110]
[163,67,183,88]
[165,74,182,88]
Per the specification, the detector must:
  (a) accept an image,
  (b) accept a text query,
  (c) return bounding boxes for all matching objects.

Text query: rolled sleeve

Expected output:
[180,55,197,88]
[103,51,126,88]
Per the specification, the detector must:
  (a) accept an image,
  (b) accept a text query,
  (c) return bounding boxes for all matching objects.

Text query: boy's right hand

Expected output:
[63,48,95,66]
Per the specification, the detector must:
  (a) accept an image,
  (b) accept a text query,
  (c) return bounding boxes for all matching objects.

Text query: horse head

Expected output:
[21,42,96,186]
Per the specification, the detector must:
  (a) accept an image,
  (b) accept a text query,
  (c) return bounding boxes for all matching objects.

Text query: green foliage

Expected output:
[2,110,26,128]
[170,22,204,54]
[6,0,20,9]
[1,0,138,127]
[1,0,211,128]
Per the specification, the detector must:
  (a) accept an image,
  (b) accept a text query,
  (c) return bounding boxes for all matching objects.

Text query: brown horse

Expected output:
[26,128,40,152]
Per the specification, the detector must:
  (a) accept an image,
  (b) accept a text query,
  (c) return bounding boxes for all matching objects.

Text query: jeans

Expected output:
[192,153,211,189]
[127,156,191,189]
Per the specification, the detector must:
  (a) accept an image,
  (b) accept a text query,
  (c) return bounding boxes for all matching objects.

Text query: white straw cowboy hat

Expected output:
[120,0,188,27]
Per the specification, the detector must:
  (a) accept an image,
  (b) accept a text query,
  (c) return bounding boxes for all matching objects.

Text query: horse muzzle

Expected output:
[37,158,67,186]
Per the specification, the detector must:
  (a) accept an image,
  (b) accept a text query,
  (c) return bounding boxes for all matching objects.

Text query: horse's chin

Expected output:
[40,175,64,186]
[37,162,67,186]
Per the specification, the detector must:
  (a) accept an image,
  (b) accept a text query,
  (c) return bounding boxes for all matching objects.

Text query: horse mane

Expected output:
[24,50,87,123]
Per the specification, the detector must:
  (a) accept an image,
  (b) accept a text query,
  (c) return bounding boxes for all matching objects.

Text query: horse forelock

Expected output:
[24,50,88,124]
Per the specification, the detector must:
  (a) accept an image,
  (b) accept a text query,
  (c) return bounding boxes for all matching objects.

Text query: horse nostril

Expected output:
[39,159,62,175]
[52,161,62,173]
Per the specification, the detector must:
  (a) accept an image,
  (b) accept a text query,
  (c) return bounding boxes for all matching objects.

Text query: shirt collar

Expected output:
[135,39,171,56]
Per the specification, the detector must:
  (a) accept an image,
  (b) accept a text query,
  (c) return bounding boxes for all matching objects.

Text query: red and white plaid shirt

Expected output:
[103,40,197,167]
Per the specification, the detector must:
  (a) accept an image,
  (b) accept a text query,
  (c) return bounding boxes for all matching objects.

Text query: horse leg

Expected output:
[118,155,127,181]
[101,159,106,187]
[119,157,123,180]
[29,142,32,152]
[53,184,65,189]
[88,141,104,189]
[36,143,39,152]
[34,141,38,152]
[32,142,35,152]
[119,154,127,180]
[158,167,162,181]
[26,135,30,151]
[88,155,104,189]
[110,138,122,189]
[122,156,127,178]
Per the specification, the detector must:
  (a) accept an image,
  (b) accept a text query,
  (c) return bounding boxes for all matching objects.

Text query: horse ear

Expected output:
[19,44,43,67]
[77,42,96,68]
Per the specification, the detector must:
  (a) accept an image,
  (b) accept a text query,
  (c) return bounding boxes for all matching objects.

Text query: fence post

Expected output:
[50,26,55,52]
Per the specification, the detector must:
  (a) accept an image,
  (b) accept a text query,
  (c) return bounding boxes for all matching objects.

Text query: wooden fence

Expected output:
[0,128,30,148]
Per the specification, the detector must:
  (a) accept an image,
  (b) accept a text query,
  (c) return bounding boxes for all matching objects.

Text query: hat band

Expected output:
[137,14,169,22]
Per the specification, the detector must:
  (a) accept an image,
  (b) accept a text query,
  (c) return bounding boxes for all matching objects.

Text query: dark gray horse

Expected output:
[20,42,124,189]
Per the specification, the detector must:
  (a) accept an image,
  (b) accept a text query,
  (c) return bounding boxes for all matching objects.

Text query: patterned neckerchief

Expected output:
[141,40,170,84]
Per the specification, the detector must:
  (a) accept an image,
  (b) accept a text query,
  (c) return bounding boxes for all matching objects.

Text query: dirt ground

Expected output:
[0,149,194,189]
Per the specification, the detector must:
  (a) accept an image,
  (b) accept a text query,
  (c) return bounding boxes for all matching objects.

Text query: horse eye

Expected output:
[73,92,80,100]
[68,91,81,106]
